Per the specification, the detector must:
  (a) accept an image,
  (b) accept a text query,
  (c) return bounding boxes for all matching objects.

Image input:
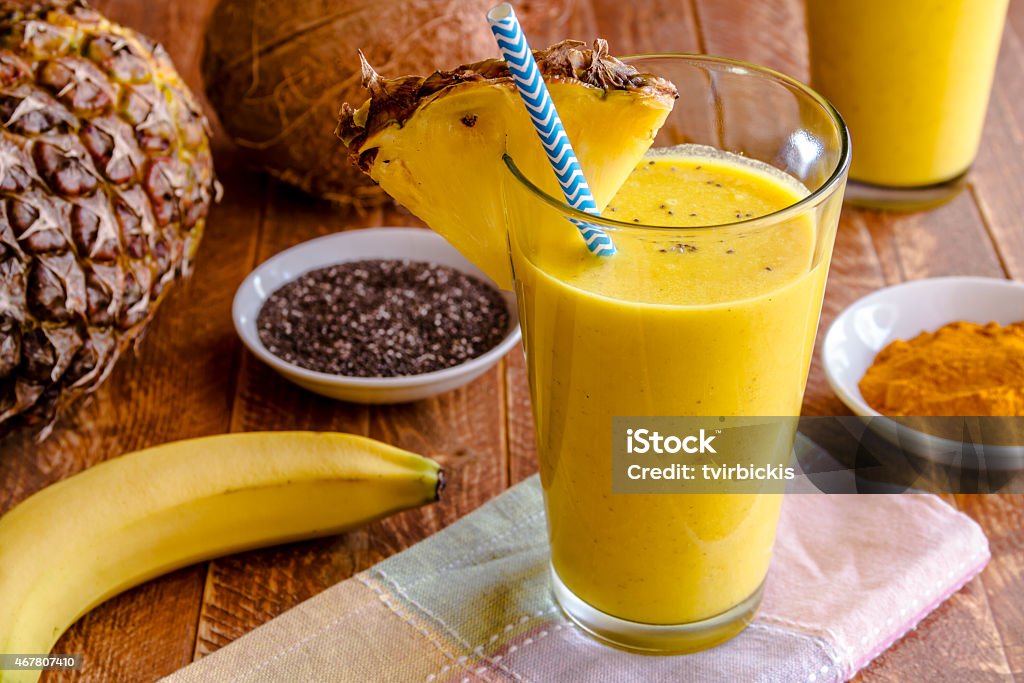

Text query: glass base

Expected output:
[844,171,967,211]
[549,564,764,654]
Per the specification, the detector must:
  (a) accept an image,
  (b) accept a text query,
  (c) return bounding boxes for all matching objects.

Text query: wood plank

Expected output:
[957,494,1024,679]
[803,208,888,418]
[692,0,808,78]
[46,566,208,683]
[863,191,1007,284]
[969,8,1024,280]
[367,362,508,535]
[853,579,1014,682]
[507,347,537,484]
[587,0,701,54]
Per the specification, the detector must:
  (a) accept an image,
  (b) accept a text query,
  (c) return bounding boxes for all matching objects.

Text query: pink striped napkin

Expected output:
[165,477,990,683]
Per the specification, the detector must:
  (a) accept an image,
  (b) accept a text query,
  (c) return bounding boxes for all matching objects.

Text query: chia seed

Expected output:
[256,259,510,378]
[661,242,698,254]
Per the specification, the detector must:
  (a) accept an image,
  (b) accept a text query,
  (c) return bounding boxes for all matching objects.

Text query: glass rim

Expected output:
[502,52,851,233]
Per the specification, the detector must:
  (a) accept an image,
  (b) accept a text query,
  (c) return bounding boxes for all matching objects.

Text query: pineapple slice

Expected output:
[337,40,677,289]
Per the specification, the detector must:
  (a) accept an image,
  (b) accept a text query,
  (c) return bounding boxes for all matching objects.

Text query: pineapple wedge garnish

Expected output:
[337,40,677,289]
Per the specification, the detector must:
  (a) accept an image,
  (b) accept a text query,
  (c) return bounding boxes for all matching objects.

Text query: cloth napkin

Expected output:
[165,477,989,683]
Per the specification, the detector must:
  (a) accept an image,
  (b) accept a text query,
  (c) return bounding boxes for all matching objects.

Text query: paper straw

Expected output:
[487,3,616,256]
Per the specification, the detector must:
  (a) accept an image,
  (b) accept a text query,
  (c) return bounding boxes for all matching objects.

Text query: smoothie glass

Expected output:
[807,0,1008,209]
[501,55,849,653]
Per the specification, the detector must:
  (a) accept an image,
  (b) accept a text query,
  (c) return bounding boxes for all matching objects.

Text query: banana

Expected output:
[0,432,443,681]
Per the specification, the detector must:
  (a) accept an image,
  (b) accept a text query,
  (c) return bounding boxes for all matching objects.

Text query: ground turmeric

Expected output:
[859,321,1024,416]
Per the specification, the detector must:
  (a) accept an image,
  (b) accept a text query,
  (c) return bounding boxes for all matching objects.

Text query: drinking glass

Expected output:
[501,54,850,653]
[807,0,1008,209]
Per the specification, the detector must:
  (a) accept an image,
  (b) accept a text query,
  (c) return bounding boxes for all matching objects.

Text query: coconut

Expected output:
[201,0,574,208]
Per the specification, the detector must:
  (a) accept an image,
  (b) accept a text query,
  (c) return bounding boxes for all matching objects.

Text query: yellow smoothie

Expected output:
[509,146,830,626]
[807,0,1008,187]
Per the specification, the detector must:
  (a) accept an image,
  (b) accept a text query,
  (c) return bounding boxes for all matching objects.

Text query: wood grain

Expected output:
[853,580,1014,683]
[588,0,700,53]
[803,208,888,418]
[955,12,1024,677]
[692,0,807,77]
[0,0,1018,680]
[958,493,1024,678]
[506,347,537,485]
[970,5,1024,281]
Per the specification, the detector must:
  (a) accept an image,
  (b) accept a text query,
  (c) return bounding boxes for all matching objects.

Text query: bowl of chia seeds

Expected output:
[233,227,521,403]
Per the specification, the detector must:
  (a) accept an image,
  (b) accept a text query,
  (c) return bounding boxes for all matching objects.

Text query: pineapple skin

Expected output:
[0,0,217,439]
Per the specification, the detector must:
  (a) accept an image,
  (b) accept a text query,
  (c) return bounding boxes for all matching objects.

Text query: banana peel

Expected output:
[0,431,443,681]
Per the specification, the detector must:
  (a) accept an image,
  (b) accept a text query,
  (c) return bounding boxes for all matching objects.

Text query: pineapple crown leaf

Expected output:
[336,39,677,171]
[356,49,379,94]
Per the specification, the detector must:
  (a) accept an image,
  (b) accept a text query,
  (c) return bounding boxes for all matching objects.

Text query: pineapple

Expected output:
[0,0,217,439]
[337,40,677,289]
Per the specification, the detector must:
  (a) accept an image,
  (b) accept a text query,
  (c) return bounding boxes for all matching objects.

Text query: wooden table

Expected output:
[1,0,1021,680]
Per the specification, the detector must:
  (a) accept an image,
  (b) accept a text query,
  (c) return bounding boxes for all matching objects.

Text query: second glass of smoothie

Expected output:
[502,55,849,653]
[807,0,1008,209]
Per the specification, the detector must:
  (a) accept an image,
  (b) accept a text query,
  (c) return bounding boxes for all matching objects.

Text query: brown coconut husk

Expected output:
[201,0,577,210]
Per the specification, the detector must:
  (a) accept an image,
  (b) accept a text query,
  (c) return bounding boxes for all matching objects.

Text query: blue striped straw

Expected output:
[487,3,615,256]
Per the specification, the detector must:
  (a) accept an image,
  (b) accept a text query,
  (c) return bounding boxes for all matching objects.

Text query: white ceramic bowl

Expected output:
[823,276,1024,469]
[233,228,521,404]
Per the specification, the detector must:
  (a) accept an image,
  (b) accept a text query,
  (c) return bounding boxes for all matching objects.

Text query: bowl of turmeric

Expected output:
[823,276,1024,470]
